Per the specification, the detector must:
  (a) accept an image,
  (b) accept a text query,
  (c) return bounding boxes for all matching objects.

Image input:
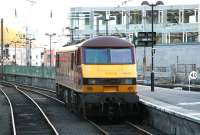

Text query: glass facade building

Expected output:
[69,5,200,45]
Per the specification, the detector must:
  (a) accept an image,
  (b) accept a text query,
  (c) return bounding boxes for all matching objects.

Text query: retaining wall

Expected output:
[140,100,200,135]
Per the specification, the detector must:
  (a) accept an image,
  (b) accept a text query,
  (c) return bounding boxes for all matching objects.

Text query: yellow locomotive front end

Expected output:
[56,36,139,119]
[80,42,139,118]
[81,62,137,93]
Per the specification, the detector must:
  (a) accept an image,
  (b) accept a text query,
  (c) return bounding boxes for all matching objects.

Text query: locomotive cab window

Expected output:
[85,48,108,64]
[110,49,132,64]
[84,48,134,64]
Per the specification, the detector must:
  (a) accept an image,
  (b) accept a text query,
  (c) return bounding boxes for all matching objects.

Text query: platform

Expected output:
[138,85,200,123]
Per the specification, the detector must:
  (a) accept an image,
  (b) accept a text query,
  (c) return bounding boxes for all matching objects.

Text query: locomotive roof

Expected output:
[82,36,134,48]
[57,36,134,53]
[57,43,82,52]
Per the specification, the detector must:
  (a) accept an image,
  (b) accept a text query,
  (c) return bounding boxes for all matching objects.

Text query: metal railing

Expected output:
[137,64,200,84]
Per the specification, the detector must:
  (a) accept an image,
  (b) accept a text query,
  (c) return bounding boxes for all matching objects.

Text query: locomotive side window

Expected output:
[76,49,81,65]
[56,53,60,67]
[71,53,74,70]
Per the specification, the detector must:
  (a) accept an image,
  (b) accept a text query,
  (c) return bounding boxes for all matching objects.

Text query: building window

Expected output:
[187,32,198,42]
[71,11,79,28]
[83,12,90,25]
[84,34,90,39]
[94,11,106,25]
[167,10,179,23]
[110,11,122,25]
[130,10,142,24]
[155,67,168,72]
[170,32,182,44]
[146,10,158,24]
[184,9,195,23]
[156,33,162,44]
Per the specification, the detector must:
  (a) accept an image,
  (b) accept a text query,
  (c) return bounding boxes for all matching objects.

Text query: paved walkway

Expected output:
[138,85,200,122]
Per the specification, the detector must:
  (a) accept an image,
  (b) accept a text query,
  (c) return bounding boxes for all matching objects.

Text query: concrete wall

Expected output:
[140,102,200,135]
[136,44,200,83]
[136,44,200,67]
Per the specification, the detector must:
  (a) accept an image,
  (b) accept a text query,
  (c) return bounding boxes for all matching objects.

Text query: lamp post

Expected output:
[11,41,21,65]
[105,18,110,36]
[45,33,56,67]
[96,17,100,35]
[66,27,78,43]
[20,35,27,66]
[103,16,115,36]
[1,18,3,80]
[141,1,164,92]
[20,45,25,65]
[94,14,102,36]
[27,38,35,66]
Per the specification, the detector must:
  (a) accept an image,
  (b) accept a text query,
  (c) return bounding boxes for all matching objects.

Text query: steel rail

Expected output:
[17,83,56,93]
[0,88,16,135]
[2,82,153,135]
[1,80,56,93]
[19,86,64,105]
[86,119,109,135]
[20,85,110,135]
[15,86,60,135]
[2,82,59,135]
[19,85,110,135]
[19,84,153,135]
[125,121,153,135]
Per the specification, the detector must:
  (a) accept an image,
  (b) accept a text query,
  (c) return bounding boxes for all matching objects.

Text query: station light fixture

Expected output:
[141,1,164,92]
[45,33,56,67]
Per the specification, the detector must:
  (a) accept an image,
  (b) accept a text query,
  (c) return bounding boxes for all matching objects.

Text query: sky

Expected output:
[0,0,69,48]
[0,0,200,48]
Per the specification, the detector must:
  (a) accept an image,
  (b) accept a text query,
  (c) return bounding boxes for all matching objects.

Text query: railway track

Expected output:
[19,86,57,99]
[87,120,154,135]
[13,83,56,98]
[0,86,12,135]
[21,87,150,135]
[0,82,161,135]
[14,84,103,135]
[11,84,157,135]
[0,84,58,135]
[17,85,154,135]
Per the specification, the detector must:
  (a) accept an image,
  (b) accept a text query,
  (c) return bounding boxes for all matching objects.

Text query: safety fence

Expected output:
[0,65,55,79]
[137,64,200,84]
[0,65,55,89]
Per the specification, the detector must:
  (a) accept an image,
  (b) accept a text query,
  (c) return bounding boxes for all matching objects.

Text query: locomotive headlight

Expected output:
[83,78,135,85]
[123,79,133,85]
[88,79,96,85]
